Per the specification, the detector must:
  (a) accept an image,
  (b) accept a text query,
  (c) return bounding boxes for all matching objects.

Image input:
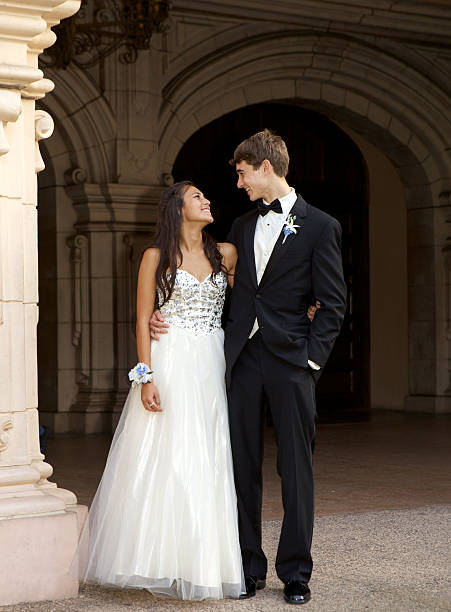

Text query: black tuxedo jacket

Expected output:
[224,194,347,388]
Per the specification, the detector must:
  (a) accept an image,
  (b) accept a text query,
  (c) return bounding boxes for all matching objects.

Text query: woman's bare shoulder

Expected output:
[141,247,160,269]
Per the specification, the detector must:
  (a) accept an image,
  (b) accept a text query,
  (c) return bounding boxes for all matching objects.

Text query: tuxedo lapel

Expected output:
[258,195,307,288]
[242,210,259,287]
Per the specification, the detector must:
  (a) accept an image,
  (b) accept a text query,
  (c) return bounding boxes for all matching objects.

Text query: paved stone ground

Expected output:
[3,505,450,612]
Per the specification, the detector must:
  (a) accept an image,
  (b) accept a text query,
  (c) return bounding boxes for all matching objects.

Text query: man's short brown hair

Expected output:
[229,129,289,177]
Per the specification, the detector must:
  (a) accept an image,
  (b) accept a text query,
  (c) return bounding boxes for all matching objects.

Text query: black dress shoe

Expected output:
[283,580,311,604]
[239,576,257,599]
[256,577,266,590]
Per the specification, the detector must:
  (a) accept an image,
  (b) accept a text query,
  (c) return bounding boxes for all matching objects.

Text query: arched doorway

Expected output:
[173,103,369,421]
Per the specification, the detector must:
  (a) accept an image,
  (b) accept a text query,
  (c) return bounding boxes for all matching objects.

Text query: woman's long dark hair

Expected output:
[153,180,225,307]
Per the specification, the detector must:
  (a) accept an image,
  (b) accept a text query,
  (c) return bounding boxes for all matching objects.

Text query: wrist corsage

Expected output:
[128,362,153,386]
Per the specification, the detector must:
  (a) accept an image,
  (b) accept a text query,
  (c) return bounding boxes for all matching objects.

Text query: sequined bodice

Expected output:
[159,269,226,336]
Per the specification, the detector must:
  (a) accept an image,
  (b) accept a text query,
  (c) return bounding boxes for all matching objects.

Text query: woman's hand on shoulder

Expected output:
[218,242,237,287]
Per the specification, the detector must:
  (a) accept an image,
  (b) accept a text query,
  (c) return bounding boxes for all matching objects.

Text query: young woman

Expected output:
[77,181,244,600]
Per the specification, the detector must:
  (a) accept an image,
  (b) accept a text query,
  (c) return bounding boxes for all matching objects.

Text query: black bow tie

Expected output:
[257,198,283,216]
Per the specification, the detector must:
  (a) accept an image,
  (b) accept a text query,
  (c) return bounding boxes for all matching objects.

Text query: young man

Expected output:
[225,129,346,604]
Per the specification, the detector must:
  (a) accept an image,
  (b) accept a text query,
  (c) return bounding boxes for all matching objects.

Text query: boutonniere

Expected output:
[282,214,300,244]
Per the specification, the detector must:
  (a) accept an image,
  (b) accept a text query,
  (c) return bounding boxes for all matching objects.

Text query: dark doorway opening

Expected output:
[173,103,369,422]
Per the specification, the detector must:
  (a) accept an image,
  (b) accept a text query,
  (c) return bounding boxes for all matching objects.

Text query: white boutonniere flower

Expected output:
[282,214,300,244]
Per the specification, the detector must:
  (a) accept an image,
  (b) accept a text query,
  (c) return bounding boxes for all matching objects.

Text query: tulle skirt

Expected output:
[76,326,244,600]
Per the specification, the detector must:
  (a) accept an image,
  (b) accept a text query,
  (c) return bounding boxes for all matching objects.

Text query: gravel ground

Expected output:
[3,505,450,612]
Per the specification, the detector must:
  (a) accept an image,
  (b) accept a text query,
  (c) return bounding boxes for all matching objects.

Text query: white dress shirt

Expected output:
[249,188,320,370]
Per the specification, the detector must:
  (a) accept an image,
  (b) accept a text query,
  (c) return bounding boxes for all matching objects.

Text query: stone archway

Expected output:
[37,67,119,434]
[37,66,164,434]
[159,32,450,185]
[157,31,451,413]
[172,103,370,420]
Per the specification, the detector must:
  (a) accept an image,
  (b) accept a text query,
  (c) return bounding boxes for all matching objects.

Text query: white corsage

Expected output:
[128,362,153,386]
[282,214,300,244]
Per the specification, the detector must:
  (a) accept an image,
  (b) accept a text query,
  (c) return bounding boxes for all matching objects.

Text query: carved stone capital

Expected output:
[0,2,81,101]
[28,0,81,56]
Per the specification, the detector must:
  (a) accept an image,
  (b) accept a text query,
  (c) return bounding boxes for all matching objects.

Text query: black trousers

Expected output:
[227,331,316,584]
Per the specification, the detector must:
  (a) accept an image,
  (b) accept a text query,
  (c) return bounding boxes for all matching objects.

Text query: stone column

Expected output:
[0,1,86,606]
[404,195,451,414]
[60,182,161,433]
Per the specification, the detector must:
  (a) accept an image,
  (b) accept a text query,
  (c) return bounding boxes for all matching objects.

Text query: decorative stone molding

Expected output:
[170,1,451,45]
[162,172,174,186]
[443,243,451,342]
[34,109,54,172]
[66,183,161,230]
[158,30,451,188]
[64,166,87,185]
[41,68,116,184]
[0,418,13,453]
[0,90,22,156]
[0,11,45,43]
[28,2,82,58]
[68,234,90,386]
[0,2,79,105]
[22,1,82,100]
[0,64,42,89]
[440,200,451,396]
[124,235,136,338]
[22,78,55,101]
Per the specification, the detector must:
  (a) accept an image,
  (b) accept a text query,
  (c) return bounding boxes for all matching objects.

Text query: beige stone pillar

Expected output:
[0,1,86,606]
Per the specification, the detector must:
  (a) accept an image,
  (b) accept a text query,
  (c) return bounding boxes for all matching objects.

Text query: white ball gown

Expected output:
[76,269,244,600]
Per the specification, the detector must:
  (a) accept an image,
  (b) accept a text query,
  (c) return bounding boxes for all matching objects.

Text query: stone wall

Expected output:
[37,0,451,433]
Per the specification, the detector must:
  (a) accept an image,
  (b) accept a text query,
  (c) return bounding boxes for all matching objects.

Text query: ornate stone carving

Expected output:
[0,90,22,156]
[68,234,91,386]
[162,172,174,186]
[65,166,87,185]
[34,109,54,172]
[0,418,13,453]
